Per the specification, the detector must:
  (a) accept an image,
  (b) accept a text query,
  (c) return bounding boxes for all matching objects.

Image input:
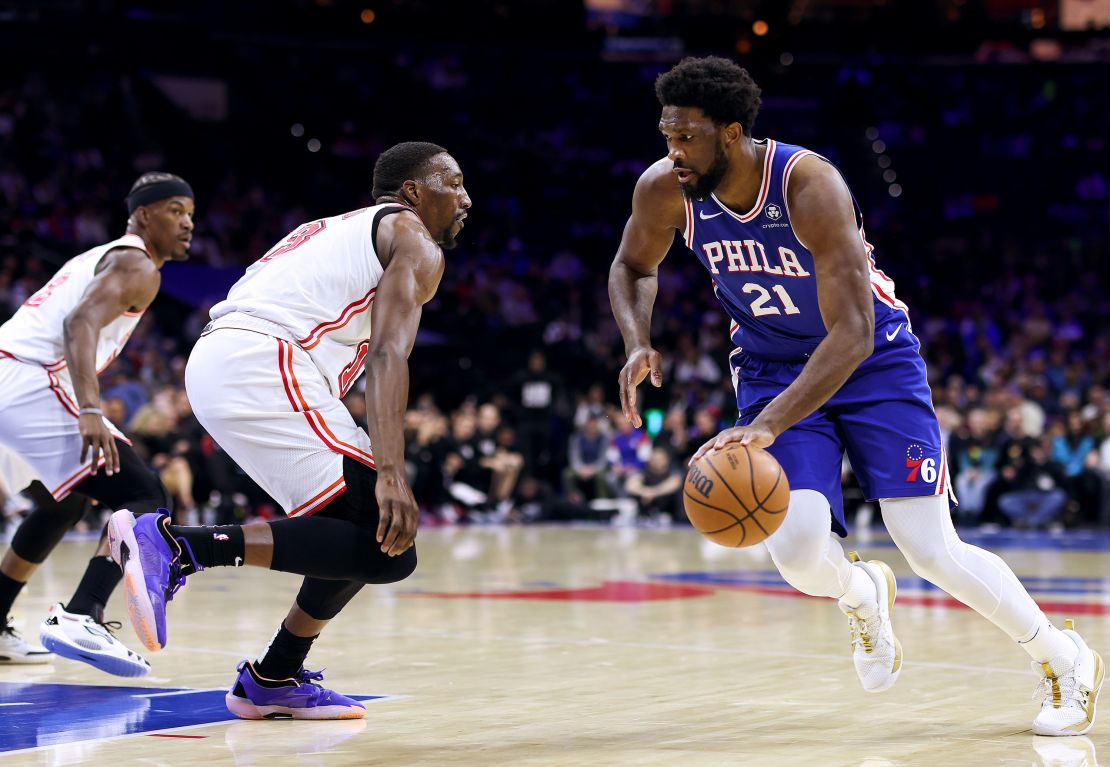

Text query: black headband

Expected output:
[126,179,194,213]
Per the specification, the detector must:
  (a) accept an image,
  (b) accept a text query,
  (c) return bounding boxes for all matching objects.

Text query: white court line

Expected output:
[0,702,33,706]
[133,688,224,699]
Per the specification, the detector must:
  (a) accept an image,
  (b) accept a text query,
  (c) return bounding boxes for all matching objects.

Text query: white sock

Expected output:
[882,495,1076,663]
[838,565,877,609]
[1018,616,1079,666]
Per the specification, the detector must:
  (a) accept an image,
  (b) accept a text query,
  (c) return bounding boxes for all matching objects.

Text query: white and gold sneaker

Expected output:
[1033,620,1103,737]
[838,551,902,693]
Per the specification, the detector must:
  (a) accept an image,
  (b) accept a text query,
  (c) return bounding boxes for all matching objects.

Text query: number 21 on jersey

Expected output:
[743,283,801,317]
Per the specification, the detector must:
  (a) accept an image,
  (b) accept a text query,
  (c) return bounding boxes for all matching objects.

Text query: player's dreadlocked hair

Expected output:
[372,141,448,199]
[655,57,762,135]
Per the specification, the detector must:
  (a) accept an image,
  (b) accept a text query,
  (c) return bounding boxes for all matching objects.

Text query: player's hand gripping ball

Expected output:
[683,444,789,547]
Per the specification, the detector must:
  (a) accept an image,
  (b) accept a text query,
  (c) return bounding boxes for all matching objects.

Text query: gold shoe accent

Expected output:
[1042,661,1062,708]
[1063,651,1103,732]
[1065,618,1074,631]
[847,551,860,563]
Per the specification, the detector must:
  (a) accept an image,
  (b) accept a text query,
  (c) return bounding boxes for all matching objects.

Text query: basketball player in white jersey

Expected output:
[108,142,471,719]
[0,173,194,676]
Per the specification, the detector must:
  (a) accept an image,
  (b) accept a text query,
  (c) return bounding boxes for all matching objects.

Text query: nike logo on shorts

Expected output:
[885,323,903,341]
[699,210,723,220]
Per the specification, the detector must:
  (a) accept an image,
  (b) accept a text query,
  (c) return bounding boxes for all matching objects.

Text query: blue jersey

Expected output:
[682,139,908,362]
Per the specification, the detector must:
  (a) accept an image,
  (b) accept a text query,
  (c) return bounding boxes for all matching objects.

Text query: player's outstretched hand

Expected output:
[690,424,776,465]
[79,413,119,476]
[618,346,663,429]
[375,468,419,556]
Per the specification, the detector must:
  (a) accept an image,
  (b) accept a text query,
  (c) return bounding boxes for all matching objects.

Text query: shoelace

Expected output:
[296,668,326,685]
[154,514,203,601]
[846,611,875,654]
[98,620,124,635]
[1033,670,1079,706]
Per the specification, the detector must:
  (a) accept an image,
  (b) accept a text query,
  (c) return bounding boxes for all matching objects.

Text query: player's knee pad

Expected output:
[358,546,417,584]
[295,578,365,621]
[9,490,88,564]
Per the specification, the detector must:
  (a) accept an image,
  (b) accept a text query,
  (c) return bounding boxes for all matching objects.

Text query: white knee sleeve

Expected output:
[765,489,856,599]
[882,495,1056,648]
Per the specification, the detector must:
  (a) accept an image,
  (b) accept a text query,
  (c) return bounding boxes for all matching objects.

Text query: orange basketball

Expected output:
[683,444,790,547]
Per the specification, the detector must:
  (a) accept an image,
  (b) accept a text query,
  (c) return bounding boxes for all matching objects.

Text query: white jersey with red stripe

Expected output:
[209,203,406,397]
[0,233,148,382]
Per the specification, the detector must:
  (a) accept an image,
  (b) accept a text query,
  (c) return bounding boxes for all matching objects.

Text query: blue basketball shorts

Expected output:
[729,328,954,537]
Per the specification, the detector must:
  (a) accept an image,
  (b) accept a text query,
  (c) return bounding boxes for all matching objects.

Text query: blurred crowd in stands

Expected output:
[1,32,1107,532]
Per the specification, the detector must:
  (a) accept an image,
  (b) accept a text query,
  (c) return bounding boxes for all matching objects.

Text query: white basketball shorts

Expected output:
[184,326,375,517]
[0,354,129,499]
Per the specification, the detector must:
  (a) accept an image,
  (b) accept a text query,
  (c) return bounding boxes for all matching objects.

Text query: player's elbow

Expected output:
[831,312,874,364]
[61,310,88,342]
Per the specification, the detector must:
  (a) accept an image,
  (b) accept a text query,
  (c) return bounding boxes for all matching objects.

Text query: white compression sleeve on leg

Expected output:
[881,495,1075,662]
[764,489,873,604]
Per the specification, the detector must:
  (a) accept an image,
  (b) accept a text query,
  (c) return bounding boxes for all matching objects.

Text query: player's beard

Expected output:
[681,144,729,201]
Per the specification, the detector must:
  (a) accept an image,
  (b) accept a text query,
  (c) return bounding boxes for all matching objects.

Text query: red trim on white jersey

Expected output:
[289,476,347,517]
[46,369,131,443]
[295,289,376,350]
[711,140,776,223]
[276,339,376,469]
[51,457,107,500]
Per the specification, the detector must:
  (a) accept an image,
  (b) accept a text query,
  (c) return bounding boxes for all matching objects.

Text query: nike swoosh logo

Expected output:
[885,323,903,341]
[699,210,723,220]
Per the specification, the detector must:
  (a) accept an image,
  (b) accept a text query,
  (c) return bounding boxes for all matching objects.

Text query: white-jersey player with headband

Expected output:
[0,172,195,677]
[110,142,471,721]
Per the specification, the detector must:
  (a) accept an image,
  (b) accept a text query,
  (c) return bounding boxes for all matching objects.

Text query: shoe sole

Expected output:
[40,632,150,678]
[0,651,52,665]
[861,559,902,694]
[107,510,164,653]
[225,693,367,721]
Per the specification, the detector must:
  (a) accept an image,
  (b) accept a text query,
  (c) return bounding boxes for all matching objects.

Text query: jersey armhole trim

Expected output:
[782,150,820,251]
[683,195,695,249]
[370,204,416,262]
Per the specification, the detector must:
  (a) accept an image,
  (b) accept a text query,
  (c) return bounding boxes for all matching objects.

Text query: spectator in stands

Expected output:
[563,413,609,505]
[625,447,682,522]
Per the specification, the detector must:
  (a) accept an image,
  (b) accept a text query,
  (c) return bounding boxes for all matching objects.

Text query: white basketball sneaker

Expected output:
[39,603,151,678]
[0,618,52,664]
[1032,620,1103,736]
[838,551,903,693]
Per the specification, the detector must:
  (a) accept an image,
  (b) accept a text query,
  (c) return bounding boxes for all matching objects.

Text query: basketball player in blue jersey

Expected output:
[609,56,1100,736]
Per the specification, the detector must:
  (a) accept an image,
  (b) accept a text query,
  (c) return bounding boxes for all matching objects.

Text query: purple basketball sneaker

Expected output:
[226,661,367,720]
[107,510,198,652]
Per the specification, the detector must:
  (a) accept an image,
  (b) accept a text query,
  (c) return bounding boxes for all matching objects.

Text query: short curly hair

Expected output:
[372,141,448,199]
[655,56,762,135]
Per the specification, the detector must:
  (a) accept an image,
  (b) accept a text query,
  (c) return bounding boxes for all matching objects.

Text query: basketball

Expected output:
[683,444,790,547]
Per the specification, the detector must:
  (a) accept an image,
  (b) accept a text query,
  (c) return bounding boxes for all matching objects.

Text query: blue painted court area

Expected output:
[0,681,383,753]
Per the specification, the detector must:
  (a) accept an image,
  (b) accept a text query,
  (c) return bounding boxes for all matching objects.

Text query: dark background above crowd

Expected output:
[1,0,1107,529]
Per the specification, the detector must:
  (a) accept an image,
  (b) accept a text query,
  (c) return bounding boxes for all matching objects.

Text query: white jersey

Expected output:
[209,203,406,397]
[0,233,148,385]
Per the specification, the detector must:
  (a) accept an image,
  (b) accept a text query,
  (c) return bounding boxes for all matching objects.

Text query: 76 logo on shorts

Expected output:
[905,444,938,483]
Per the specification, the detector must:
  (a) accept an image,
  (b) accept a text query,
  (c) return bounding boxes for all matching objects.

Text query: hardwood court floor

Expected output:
[2,524,1108,766]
